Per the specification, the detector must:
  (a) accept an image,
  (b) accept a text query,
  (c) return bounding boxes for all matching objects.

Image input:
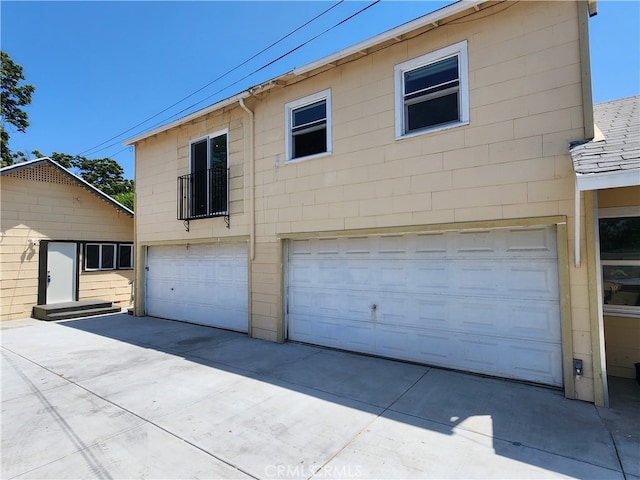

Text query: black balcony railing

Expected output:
[177,167,228,220]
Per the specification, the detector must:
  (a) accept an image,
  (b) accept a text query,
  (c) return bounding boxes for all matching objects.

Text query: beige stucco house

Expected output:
[126,0,639,406]
[0,158,134,320]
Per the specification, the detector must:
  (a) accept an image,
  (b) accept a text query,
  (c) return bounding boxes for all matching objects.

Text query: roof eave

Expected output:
[575,169,640,191]
[123,0,486,145]
[123,89,253,146]
[294,0,485,76]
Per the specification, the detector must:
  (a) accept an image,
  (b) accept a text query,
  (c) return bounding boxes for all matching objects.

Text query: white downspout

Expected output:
[239,97,255,261]
[575,180,581,267]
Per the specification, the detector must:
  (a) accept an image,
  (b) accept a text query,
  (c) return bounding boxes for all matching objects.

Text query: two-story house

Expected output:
[126,0,639,406]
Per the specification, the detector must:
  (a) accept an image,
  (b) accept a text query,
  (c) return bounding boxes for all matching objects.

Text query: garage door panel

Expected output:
[146,244,248,332]
[457,301,498,332]
[506,264,558,296]
[345,236,370,254]
[505,227,556,253]
[416,299,449,326]
[456,230,495,253]
[291,314,375,351]
[415,232,448,253]
[510,344,562,385]
[507,304,561,341]
[458,336,501,369]
[410,330,452,363]
[287,227,563,386]
[342,322,375,351]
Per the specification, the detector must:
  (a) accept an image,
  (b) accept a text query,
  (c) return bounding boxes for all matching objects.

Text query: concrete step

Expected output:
[44,306,122,321]
[33,300,120,321]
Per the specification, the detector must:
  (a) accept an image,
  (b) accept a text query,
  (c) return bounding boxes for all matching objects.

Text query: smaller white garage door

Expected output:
[287,226,563,386]
[146,243,248,332]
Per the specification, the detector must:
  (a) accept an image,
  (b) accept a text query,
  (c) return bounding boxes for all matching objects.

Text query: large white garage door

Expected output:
[146,243,248,332]
[287,226,563,386]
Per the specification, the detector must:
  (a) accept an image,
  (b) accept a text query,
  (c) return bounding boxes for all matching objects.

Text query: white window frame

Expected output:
[189,128,229,175]
[285,89,332,163]
[598,207,640,318]
[85,243,117,271]
[394,40,469,139]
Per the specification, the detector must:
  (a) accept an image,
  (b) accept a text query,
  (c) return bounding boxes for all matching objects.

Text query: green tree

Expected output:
[73,156,134,197]
[1,51,35,167]
[16,149,135,210]
[113,191,135,211]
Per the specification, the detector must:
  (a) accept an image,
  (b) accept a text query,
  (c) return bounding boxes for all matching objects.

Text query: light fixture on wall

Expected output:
[28,238,40,246]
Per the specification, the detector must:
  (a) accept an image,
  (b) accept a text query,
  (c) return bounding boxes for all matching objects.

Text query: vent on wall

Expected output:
[6,165,74,185]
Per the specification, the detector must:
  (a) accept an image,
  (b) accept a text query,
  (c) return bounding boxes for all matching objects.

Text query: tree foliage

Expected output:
[113,191,135,211]
[34,150,134,195]
[1,52,134,209]
[1,51,35,167]
[18,149,135,209]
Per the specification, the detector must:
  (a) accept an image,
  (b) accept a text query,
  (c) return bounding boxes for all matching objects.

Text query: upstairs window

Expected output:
[395,41,469,138]
[286,89,332,162]
[178,130,229,220]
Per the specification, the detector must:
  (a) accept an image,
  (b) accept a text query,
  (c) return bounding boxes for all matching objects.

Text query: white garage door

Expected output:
[146,243,248,332]
[287,226,563,386]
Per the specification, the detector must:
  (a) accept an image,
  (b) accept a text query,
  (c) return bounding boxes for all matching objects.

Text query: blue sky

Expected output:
[2,1,639,180]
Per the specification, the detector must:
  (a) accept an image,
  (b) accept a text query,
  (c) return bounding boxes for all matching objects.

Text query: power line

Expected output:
[77,1,345,157]
[90,0,382,156]
[170,0,382,119]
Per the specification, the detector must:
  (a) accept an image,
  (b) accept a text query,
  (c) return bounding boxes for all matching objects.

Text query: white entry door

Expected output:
[287,226,563,386]
[145,243,248,332]
[47,242,77,304]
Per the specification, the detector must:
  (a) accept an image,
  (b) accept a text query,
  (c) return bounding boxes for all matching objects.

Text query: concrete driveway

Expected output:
[1,314,637,479]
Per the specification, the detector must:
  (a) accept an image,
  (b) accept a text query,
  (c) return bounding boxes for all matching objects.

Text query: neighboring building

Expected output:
[0,158,134,320]
[126,0,639,405]
[569,95,640,383]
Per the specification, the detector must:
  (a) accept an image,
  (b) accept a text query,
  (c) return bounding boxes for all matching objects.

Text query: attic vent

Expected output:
[6,165,74,185]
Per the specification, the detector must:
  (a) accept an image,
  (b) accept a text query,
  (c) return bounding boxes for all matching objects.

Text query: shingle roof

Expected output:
[569,95,640,190]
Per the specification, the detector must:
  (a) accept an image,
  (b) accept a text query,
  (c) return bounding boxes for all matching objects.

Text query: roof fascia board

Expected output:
[123,90,254,145]
[1,157,134,217]
[576,170,640,191]
[0,157,45,174]
[293,0,485,76]
[124,0,485,145]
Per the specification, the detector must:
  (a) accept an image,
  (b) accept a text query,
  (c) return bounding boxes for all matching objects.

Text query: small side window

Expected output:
[85,244,100,270]
[285,89,332,162]
[118,244,133,269]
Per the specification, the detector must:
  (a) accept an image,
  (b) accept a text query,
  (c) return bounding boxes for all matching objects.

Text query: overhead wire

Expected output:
[158,0,382,122]
[80,0,382,157]
[77,0,345,157]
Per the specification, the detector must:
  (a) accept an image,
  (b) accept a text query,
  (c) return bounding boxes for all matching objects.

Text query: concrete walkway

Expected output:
[1,314,638,479]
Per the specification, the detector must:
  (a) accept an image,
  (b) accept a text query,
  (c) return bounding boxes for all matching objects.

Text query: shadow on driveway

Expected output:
[2,313,633,479]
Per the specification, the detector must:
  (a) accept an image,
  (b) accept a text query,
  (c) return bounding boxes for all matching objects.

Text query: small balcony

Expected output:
[177,167,228,220]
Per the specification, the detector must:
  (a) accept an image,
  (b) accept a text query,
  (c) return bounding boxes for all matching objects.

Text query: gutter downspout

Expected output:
[574,0,596,268]
[578,0,595,142]
[575,180,581,267]
[239,98,255,261]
